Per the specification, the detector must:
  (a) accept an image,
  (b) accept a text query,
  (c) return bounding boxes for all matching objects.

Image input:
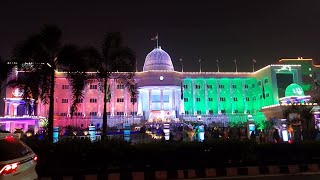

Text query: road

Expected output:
[190,172,320,180]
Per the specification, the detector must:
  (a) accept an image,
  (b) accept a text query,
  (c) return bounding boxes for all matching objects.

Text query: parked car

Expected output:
[0,133,38,180]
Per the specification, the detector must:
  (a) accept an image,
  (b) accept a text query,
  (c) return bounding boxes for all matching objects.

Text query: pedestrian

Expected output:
[273,129,281,143]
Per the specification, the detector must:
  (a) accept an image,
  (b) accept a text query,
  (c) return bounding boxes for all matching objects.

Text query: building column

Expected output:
[137,90,143,116]
[149,89,152,111]
[192,80,196,115]
[242,80,247,114]
[230,80,234,114]
[124,87,128,116]
[217,79,221,114]
[98,82,101,117]
[160,89,164,110]
[82,86,86,117]
[5,101,9,116]
[13,103,19,116]
[68,85,71,116]
[204,80,208,114]
[172,89,175,111]
[111,79,115,116]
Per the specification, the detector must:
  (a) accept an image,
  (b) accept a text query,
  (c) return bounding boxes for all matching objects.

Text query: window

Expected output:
[245,85,249,89]
[184,98,188,102]
[117,84,124,89]
[185,111,189,115]
[234,110,239,113]
[116,112,124,116]
[266,93,269,97]
[219,84,225,89]
[62,85,69,89]
[209,110,213,114]
[75,112,83,116]
[90,98,97,103]
[253,96,256,101]
[0,137,32,161]
[197,110,201,114]
[183,84,188,89]
[76,99,83,103]
[62,99,68,103]
[207,85,213,89]
[257,81,261,86]
[117,98,124,102]
[90,84,97,89]
[195,85,200,89]
[196,98,201,102]
[220,97,226,101]
[130,98,137,103]
[208,98,213,102]
[60,112,67,116]
[89,112,97,116]
[247,110,251,114]
[246,97,250,101]
[130,111,137,116]
[233,97,238,101]
[106,112,111,116]
[264,78,268,83]
[221,110,226,114]
[252,84,255,88]
[259,94,263,99]
[232,85,237,89]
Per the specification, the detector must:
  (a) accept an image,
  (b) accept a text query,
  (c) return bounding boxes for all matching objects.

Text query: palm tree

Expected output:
[0,57,13,115]
[11,25,98,141]
[95,32,136,138]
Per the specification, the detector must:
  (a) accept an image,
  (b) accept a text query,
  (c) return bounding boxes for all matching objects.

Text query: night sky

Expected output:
[1,0,320,72]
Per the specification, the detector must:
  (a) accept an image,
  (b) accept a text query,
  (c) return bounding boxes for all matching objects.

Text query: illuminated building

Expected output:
[0,47,320,132]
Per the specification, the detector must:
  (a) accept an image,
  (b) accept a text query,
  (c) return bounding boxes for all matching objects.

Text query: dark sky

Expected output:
[1,0,320,72]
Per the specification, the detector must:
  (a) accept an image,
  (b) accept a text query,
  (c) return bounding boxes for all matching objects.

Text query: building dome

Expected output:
[285,83,305,97]
[143,47,174,71]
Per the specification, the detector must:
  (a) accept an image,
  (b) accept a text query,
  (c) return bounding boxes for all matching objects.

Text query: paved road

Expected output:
[192,172,320,180]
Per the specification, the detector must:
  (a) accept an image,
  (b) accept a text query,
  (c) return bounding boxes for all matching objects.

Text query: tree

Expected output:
[12,25,95,141]
[0,57,13,115]
[94,33,136,138]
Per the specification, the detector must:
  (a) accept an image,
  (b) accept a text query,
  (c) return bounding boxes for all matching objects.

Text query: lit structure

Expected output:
[1,47,320,133]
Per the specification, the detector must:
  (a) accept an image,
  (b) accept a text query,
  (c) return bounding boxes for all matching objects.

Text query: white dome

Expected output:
[143,47,174,71]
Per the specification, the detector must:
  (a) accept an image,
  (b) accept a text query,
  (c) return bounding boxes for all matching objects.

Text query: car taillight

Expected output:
[0,162,19,175]
[33,156,38,162]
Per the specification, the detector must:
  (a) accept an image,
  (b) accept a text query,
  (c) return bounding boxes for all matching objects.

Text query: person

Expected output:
[250,131,256,141]
[259,130,266,143]
[273,129,281,143]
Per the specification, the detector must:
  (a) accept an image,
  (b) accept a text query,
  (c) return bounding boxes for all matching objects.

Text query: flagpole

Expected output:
[156,32,159,48]
[199,59,202,72]
[216,60,220,72]
[180,58,183,72]
[252,59,255,72]
[234,59,238,73]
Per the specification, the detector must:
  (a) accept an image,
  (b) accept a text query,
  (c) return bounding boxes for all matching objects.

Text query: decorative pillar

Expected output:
[13,103,19,116]
[160,89,164,110]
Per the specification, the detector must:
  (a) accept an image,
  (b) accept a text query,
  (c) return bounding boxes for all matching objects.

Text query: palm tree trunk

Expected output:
[48,65,55,142]
[102,77,108,139]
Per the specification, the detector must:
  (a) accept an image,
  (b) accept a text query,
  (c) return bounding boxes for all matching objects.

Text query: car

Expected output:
[0,133,38,180]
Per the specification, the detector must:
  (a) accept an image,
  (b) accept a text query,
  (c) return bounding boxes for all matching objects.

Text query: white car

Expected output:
[0,133,38,180]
